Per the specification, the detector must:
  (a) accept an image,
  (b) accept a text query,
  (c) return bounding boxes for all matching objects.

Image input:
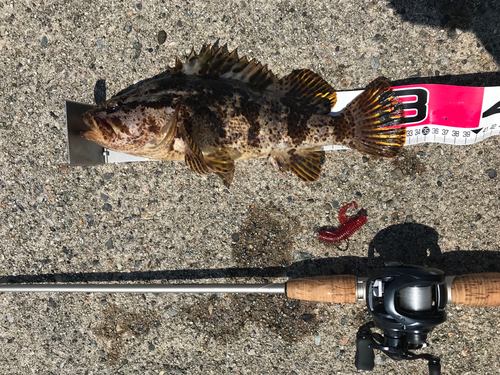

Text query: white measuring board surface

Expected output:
[102,84,500,161]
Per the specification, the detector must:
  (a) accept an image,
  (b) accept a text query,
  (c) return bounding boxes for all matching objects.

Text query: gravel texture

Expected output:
[1,0,500,374]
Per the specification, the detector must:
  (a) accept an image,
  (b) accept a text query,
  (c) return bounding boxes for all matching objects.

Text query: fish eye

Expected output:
[107,102,119,113]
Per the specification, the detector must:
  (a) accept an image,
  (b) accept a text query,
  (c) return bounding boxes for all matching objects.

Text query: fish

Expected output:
[82,41,406,188]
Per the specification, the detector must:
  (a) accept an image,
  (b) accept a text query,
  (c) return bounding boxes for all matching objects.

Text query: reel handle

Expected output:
[451,273,500,307]
[428,360,441,375]
[355,327,375,371]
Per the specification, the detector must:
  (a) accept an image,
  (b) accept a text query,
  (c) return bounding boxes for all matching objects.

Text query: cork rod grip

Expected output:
[286,275,357,303]
[451,273,500,307]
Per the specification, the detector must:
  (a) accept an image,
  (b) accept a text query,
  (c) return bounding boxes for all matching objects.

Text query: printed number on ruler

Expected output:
[404,124,499,146]
[483,100,500,118]
[396,87,429,124]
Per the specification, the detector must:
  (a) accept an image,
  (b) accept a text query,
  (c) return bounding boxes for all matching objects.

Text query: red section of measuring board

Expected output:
[392,84,485,128]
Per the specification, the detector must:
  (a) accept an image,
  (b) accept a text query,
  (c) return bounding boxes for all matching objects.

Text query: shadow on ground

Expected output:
[1,223,498,284]
[388,0,500,65]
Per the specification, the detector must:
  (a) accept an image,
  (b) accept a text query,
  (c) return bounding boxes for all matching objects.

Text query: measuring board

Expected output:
[323,84,500,151]
[65,84,500,165]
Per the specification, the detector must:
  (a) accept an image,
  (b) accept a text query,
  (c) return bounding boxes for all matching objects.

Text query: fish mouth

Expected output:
[81,111,119,145]
[82,111,96,129]
[96,117,118,137]
[83,111,118,138]
[81,111,99,142]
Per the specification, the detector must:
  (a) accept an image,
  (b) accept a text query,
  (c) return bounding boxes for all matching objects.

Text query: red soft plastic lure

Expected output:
[319,201,367,243]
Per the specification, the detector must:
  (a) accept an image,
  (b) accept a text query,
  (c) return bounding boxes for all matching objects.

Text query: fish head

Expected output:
[81,97,178,156]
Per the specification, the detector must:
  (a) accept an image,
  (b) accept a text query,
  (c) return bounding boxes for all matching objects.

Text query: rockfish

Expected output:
[82,41,406,187]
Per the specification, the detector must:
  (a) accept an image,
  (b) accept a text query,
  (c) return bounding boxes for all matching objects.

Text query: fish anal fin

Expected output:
[205,149,235,188]
[269,154,290,177]
[269,150,325,183]
[276,69,337,114]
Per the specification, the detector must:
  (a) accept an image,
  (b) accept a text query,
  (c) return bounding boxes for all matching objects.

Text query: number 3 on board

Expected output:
[394,88,429,125]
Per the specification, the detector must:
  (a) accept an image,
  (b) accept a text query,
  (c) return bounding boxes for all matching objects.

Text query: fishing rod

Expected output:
[1,263,499,374]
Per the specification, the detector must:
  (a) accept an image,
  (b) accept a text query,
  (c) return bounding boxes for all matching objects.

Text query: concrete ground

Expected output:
[1,0,500,374]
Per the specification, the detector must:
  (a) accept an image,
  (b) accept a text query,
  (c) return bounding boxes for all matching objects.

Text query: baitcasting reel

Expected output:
[355,264,447,375]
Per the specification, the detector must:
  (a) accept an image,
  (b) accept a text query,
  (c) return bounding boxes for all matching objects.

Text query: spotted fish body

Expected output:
[82,42,406,187]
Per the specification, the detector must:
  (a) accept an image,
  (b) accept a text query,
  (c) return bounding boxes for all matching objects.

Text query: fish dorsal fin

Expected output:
[169,41,277,90]
[275,69,337,114]
[269,150,325,183]
[170,43,336,112]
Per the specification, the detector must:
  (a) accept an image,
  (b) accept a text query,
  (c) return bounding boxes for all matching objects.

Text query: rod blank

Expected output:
[0,283,286,294]
[2,272,500,308]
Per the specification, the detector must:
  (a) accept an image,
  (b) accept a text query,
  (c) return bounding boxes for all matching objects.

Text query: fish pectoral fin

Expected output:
[269,150,325,183]
[275,69,337,114]
[174,106,210,174]
[181,130,210,174]
[205,149,235,188]
[185,152,210,174]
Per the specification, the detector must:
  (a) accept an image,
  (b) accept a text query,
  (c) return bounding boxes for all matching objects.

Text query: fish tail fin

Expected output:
[342,77,406,157]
